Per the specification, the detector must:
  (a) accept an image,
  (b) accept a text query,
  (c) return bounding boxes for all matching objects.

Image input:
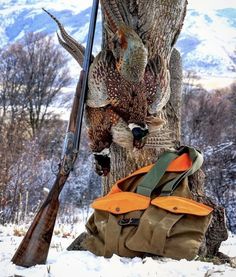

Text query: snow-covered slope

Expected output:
[0,0,235,82]
[179,8,236,77]
[0,0,102,52]
[1,223,236,277]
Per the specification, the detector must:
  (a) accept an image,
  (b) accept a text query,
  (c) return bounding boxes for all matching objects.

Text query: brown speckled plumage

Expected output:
[87,49,166,152]
[44,0,187,174]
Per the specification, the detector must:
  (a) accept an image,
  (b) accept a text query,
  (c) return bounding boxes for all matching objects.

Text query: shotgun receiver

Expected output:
[11,0,99,267]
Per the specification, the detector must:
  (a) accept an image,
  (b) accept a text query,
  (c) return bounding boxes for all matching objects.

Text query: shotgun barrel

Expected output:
[11,0,99,267]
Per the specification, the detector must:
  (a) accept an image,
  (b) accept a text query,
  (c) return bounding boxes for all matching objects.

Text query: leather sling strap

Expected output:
[136,146,203,197]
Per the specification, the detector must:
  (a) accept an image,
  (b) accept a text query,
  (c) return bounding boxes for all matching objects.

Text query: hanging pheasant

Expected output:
[43,0,186,176]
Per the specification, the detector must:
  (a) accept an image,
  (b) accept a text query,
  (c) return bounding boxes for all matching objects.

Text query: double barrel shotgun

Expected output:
[11,0,99,267]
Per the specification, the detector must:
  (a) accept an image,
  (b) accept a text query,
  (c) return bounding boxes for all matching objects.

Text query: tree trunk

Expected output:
[101,0,186,193]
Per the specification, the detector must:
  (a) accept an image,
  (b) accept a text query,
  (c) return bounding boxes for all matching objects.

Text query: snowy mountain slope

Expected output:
[0,0,102,52]
[178,8,236,77]
[0,0,235,81]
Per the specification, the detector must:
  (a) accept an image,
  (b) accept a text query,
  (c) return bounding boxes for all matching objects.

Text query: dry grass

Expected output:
[13,226,26,237]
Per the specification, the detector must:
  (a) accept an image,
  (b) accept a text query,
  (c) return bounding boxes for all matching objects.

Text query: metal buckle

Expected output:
[118,218,140,227]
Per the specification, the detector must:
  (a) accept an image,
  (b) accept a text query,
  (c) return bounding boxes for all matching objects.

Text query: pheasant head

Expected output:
[128,123,149,149]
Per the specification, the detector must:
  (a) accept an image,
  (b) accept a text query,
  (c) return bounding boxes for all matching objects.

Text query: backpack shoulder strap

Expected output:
[136,146,203,197]
[136,151,179,197]
[160,147,203,196]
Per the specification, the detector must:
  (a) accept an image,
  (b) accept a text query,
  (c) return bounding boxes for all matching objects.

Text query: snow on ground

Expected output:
[0,222,236,277]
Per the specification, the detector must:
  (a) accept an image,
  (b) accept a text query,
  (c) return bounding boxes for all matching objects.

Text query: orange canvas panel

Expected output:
[109,153,192,195]
[166,153,192,172]
[151,196,213,216]
[92,192,150,214]
[108,184,122,195]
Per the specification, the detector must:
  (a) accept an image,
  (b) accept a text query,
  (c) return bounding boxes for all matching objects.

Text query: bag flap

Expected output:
[151,196,213,216]
[92,192,150,214]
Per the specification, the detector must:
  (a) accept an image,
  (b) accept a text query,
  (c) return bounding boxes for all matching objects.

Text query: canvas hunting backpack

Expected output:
[83,146,213,260]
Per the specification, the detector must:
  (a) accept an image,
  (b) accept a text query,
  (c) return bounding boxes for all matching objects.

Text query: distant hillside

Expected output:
[0,0,235,82]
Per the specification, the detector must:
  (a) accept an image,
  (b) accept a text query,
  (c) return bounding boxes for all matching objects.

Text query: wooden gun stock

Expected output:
[11,0,99,267]
[11,174,66,267]
[11,73,83,267]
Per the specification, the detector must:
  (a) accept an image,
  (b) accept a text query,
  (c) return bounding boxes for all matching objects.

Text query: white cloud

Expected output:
[188,0,236,11]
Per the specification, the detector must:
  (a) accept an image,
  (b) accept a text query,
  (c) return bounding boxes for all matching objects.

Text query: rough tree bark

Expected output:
[70,0,230,262]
